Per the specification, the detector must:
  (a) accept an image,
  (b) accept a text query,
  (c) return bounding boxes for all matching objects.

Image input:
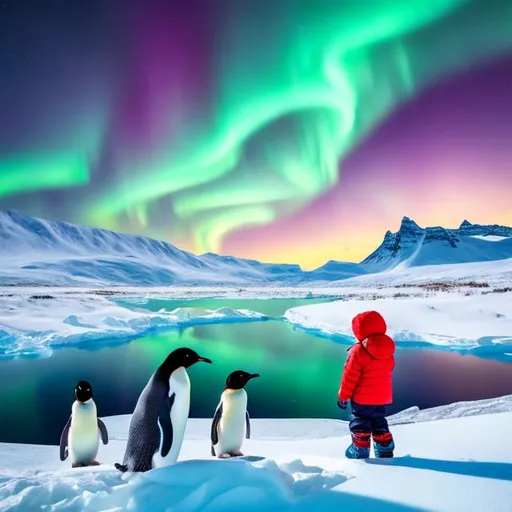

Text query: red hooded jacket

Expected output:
[338,311,395,405]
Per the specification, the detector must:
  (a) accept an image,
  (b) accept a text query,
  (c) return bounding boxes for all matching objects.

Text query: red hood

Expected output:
[352,311,395,360]
[364,334,395,360]
[352,311,387,341]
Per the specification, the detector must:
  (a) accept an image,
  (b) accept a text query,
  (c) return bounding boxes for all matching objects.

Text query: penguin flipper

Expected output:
[59,416,71,461]
[245,411,251,439]
[115,463,128,473]
[158,393,175,458]
[210,402,223,447]
[97,418,109,444]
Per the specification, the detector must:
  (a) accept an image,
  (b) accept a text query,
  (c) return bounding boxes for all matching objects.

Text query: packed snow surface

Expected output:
[284,292,512,348]
[0,295,267,359]
[0,396,511,511]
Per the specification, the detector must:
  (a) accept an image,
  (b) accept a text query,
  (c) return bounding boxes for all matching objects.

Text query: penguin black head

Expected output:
[159,347,213,376]
[75,380,93,403]
[226,370,260,390]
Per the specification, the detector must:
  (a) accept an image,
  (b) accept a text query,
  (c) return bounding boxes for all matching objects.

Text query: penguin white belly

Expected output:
[217,389,247,455]
[69,401,99,464]
[152,366,190,468]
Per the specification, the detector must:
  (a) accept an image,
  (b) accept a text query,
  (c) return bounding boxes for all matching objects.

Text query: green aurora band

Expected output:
[2,1,512,254]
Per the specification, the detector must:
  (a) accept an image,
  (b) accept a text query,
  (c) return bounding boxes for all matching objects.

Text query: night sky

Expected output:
[1,0,511,269]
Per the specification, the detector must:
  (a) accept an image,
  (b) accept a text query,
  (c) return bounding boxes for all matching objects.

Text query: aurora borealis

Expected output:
[1,1,512,269]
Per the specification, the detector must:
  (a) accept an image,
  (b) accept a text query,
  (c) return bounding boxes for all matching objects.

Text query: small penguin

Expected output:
[115,347,212,473]
[211,370,259,459]
[59,380,109,468]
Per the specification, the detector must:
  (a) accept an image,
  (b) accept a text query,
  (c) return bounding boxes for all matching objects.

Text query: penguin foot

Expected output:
[230,451,244,457]
[89,460,101,466]
[218,453,231,459]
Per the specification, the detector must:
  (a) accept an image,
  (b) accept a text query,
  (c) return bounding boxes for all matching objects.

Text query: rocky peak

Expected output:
[399,216,423,233]
[395,216,424,247]
[424,226,458,247]
[361,217,423,266]
[360,215,512,271]
[454,220,512,238]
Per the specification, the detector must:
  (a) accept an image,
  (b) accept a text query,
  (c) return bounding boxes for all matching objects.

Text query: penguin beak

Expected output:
[197,356,212,364]
[249,373,260,379]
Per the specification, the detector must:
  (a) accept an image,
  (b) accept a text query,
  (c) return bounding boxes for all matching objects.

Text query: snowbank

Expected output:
[1,286,344,299]
[0,295,268,359]
[387,394,512,424]
[284,292,512,348]
[1,397,511,511]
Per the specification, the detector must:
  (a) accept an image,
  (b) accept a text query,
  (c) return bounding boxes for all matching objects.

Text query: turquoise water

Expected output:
[0,298,511,445]
[114,297,335,318]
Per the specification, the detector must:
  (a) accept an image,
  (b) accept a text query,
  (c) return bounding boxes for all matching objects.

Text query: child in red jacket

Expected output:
[337,310,396,459]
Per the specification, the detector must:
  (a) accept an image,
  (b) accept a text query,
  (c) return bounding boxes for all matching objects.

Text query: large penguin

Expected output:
[59,380,109,467]
[211,370,259,458]
[115,347,212,472]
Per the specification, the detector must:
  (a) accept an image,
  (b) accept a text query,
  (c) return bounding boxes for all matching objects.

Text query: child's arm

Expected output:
[338,345,364,401]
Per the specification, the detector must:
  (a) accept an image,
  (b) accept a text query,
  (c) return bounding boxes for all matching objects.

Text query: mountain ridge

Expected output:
[361,216,512,272]
[1,210,511,286]
[0,210,305,286]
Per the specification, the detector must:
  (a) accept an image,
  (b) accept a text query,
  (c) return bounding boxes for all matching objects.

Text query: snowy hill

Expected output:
[200,252,302,278]
[1,397,511,511]
[0,211,308,286]
[2,210,512,287]
[361,216,512,272]
[0,210,368,286]
[323,257,512,289]
[303,260,368,282]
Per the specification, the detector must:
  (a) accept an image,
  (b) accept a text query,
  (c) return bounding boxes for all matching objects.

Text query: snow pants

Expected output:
[349,402,390,434]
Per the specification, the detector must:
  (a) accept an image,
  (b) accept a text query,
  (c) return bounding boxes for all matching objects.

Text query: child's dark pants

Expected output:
[349,402,390,434]
[348,401,394,458]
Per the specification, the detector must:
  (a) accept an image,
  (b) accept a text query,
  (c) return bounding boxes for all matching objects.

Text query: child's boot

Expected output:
[345,431,371,459]
[373,432,395,458]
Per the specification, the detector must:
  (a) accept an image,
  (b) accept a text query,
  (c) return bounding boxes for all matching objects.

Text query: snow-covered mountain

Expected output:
[1,210,511,287]
[303,260,367,282]
[360,216,512,273]
[199,252,302,279]
[456,219,512,238]
[0,210,306,286]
